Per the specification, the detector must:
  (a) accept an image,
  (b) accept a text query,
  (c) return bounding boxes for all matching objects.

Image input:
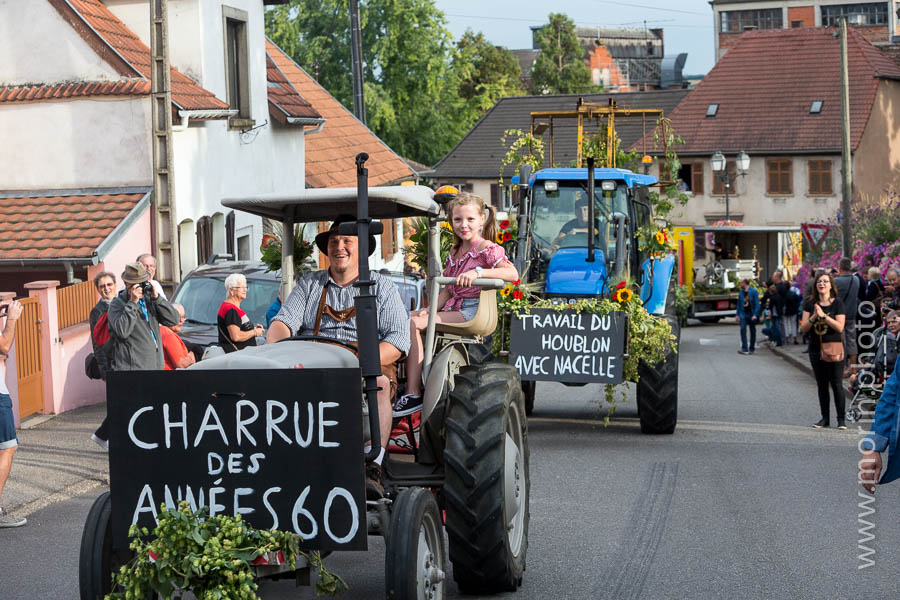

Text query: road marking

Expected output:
[698,338,721,346]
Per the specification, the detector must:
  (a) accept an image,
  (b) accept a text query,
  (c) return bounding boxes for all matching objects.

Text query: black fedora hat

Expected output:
[315,215,377,257]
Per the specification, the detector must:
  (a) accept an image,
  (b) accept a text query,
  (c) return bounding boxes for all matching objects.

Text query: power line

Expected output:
[592,1,707,15]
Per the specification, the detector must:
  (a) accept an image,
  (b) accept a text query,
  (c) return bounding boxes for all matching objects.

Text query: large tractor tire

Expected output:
[385,487,446,600]
[444,363,529,594]
[79,492,132,600]
[636,317,680,435]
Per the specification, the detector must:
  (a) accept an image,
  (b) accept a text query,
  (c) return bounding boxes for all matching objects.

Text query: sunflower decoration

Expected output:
[441,221,453,232]
[498,278,527,310]
[613,280,634,304]
[638,225,674,259]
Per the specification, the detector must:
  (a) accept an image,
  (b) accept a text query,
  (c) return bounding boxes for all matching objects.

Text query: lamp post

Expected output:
[711,150,750,223]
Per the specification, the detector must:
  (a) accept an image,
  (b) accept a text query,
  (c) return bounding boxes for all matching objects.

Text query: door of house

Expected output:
[14,297,43,419]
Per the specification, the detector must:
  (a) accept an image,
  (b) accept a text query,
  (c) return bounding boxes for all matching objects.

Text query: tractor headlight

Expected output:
[601,180,617,192]
[543,180,558,192]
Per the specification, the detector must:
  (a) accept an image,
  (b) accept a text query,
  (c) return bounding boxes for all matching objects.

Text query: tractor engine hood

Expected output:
[545,248,609,296]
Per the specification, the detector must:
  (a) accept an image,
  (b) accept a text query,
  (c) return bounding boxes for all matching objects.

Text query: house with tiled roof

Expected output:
[0,0,324,293]
[266,40,415,268]
[430,90,689,210]
[633,26,900,229]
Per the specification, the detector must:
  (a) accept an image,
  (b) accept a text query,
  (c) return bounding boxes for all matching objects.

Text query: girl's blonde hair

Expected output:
[446,192,498,251]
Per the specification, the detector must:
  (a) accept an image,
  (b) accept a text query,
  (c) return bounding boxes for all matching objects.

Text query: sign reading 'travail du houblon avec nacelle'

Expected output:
[510,309,627,384]
[107,369,367,551]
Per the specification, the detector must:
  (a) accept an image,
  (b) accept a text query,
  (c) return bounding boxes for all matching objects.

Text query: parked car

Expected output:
[173,258,425,351]
[172,259,279,349]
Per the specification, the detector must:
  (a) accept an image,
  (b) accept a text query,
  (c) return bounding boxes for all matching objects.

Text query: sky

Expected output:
[431,0,717,75]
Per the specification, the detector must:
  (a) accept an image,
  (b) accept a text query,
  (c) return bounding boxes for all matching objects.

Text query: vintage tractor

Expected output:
[505,158,680,434]
[78,155,529,600]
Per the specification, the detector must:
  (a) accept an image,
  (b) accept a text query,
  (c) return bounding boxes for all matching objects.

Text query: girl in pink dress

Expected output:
[396,193,519,416]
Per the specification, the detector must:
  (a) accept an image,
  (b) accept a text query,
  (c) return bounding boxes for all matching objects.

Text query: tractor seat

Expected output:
[435,289,498,337]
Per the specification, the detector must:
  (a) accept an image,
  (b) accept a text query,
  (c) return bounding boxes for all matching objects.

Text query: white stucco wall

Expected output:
[0,0,121,85]
[672,155,840,227]
[0,97,152,190]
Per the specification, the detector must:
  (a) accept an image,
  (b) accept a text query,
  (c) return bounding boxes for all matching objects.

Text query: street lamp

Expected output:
[711,150,750,223]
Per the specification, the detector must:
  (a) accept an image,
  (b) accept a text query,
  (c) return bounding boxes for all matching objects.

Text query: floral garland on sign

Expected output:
[493,279,677,421]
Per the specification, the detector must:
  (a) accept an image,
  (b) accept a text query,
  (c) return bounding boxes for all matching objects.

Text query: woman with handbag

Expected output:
[800,271,847,429]
[217,273,265,353]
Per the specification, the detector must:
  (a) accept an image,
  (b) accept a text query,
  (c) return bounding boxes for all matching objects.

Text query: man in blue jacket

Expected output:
[860,356,900,492]
[735,278,760,355]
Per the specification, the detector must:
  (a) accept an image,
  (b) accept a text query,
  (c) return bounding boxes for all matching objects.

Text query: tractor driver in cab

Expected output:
[550,194,601,251]
[266,214,410,497]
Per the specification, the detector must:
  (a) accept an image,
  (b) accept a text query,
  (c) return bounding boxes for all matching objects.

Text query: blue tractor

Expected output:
[509,160,680,434]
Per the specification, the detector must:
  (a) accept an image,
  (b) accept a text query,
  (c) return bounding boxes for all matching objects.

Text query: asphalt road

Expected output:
[3,323,899,599]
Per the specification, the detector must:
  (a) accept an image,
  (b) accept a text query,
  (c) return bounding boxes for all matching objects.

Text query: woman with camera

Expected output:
[106,261,181,371]
[800,271,847,429]
[217,273,265,353]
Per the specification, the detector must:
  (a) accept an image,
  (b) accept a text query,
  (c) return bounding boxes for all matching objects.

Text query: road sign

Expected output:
[800,223,832,250]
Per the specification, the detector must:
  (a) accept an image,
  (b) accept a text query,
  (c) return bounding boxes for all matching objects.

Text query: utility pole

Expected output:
[839,18,852,257]
[349,0,366,124]
[150,0,179,289]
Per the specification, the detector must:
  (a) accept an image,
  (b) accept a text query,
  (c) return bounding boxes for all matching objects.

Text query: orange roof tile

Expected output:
[0,80,149,104]
[265,40,414,188]
[44,0,230,113]
[265,53,320,124]
[0,190,148,260]
[631,27,900,155]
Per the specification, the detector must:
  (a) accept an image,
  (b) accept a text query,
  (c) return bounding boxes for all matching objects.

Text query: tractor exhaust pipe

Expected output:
[349,152,382,462]
[586,157,595,263]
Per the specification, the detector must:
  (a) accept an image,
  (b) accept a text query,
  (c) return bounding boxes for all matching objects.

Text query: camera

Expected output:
[134,281,154,297]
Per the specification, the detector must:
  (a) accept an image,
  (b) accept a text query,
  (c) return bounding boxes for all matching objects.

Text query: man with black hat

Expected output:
[267,215,410,496]
[107,261,180,371]
[551,194,600,250]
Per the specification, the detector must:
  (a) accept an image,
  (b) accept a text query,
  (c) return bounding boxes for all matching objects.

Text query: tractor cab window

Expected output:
[532,182,626,259]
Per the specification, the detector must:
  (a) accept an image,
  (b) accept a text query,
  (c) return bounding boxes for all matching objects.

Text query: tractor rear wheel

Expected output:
[636,318,679,434]
[385,487,446,600]
[444,362,529,594]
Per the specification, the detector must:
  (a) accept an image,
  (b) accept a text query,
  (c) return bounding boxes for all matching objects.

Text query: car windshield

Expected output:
[173,276,279,326]
[531,182,627,258]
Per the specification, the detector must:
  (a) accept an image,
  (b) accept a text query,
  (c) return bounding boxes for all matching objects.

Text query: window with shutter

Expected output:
[196,216,213,265]
[808,160,832,195]
[692,162,704,194]
[490,183,500,208]
[317,221,330,269]
[766,159,792,194]
[381,219,397,260]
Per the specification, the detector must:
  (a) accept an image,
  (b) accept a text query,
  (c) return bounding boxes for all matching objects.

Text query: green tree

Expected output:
[530,13,597,95]
[266,0,463,165]
[453,30,524,111]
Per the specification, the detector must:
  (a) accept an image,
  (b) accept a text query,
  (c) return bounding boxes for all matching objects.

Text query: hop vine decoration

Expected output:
[106,502,346,600]
[499,129,545,186]
[260,225,315,280]
[404,218,454,273]
[636,226,675,258]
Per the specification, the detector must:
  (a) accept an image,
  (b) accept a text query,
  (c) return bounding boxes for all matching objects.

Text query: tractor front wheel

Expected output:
[636,318,679,434]
[385,487,446,600]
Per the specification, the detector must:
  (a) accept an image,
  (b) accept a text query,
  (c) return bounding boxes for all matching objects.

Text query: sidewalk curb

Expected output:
[768,344,813,376]
[13,476,109,517]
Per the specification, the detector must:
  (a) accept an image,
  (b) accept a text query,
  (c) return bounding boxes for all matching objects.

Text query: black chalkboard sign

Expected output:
[107,369,366,551]
[509,309,627,383]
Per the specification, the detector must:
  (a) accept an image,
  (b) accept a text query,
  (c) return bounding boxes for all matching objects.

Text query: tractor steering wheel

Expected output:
[278,334,359,354]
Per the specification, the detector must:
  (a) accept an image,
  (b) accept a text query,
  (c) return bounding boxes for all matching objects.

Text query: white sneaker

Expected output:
[91,434,109,451]
[0,507,26,528]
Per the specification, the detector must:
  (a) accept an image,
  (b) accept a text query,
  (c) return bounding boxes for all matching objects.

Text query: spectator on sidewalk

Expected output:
[136,253,167,301]
[800,271,847,429]
[784,279,802,344]
[89,272,117,450]
[161,303,196,370]
[884,267,899,306]
[735,278,759,355]
[835,258,861,377]
[0,298,26,527]
[760,284,784,347]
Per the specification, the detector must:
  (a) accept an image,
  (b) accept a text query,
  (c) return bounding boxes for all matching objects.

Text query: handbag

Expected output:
[820,337,845,362]
[84,353,102,380]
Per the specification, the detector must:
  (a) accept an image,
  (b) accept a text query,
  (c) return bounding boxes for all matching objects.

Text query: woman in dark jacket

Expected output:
[800,272,847,429]
[89,271,117,450]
